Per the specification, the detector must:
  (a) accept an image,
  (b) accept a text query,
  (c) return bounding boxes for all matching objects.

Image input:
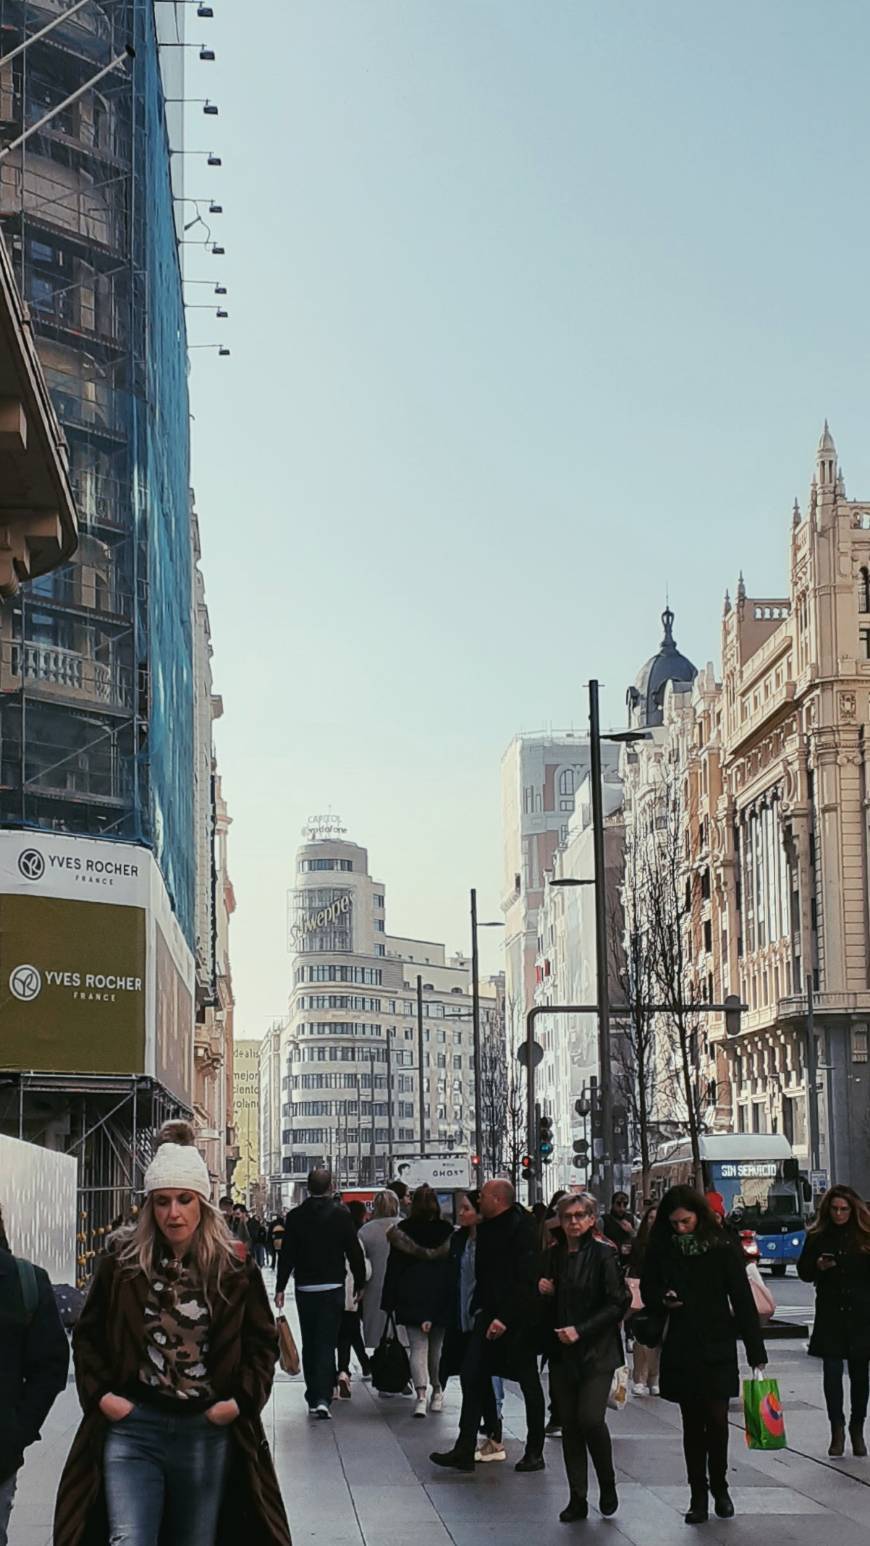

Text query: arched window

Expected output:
[558,768,575,797]
[859,567,870,614]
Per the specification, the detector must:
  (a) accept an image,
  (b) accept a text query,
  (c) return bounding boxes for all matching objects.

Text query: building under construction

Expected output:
[0,1,210,1281]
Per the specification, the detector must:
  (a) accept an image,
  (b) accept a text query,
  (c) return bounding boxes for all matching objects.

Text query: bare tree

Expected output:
[611,842,662,1199]
[501,995,527,1189]
[640,753,705,1182]
[479,1003,508,1178]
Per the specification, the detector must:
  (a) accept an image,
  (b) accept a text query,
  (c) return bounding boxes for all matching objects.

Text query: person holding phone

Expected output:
[641,1186,766,1524]
[798,1185,870,1457]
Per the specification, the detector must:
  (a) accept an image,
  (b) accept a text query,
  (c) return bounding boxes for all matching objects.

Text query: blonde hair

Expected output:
[372,1189,399,1219]
[117,1172,240,1308]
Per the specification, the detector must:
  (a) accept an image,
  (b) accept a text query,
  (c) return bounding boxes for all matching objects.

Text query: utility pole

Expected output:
[806,975,820,1173]
[386,1038,394,1177]
[417,974,426,1159]
[369,1052,377,1187]
[589,679,615,1201]
[470,888,482,1185]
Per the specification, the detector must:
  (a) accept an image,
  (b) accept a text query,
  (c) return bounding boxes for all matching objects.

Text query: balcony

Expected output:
[9,640,129,709]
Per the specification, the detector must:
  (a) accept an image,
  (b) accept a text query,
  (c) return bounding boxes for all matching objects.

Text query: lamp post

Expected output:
[470,889,504,1185]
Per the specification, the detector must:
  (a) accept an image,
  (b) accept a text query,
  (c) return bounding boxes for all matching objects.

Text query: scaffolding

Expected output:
[0,1,198,1270]
[0,1072,190,1283]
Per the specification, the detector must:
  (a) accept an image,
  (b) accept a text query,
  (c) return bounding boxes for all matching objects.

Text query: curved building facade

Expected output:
[280,822,477,1205]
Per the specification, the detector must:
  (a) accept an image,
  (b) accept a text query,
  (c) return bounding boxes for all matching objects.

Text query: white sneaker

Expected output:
[315,1402,331,1420]
[413,1396,428,1418]
[632,1382,647,1396]
[430,1389,444,1413]
[475,1437,507,1463]
[649,1384,660,1396]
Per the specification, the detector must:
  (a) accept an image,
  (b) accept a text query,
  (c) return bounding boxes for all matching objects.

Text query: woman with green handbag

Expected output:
[641,1186,766,1525]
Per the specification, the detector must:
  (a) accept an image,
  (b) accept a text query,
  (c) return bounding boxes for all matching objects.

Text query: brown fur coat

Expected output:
[53,1252,291,1546]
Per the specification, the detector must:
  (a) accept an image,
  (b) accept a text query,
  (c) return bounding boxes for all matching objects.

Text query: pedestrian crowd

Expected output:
[3,1146,870,1545]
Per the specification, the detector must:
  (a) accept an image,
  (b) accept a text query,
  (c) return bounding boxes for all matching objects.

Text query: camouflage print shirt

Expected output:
[138,1255,215,1404]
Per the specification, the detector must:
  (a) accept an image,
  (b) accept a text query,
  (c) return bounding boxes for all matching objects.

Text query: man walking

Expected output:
[601,1193,636,1266]
[275,1169,365,1418]
[0,1216,70,1544]
[431,1178,545,1472]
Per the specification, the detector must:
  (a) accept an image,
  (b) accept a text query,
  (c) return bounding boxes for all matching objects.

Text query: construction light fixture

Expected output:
[155,0,214,9]
[159,44,216,61]
[166,99,219,116]
[169,151,222,166]
[189,344,231,356]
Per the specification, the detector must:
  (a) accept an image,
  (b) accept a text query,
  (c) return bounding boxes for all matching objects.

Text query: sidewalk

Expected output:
[10,1320,870,1546]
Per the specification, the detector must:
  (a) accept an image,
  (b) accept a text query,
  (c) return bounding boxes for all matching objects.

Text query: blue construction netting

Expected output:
[0,0,196,949]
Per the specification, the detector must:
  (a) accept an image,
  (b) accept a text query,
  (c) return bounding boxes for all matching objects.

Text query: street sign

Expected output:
[517,1041,544,1069]
[810,1169,829,1194]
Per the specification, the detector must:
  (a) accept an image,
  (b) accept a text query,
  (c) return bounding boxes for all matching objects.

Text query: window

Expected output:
[374,894,384,908]
[376,920,385,931]
[376,945,385,956]
[453,1054,462,1069]
[558,768,576,797]
[853,1025,869,1064]
[860,569,870,615]
[861,628,870,660]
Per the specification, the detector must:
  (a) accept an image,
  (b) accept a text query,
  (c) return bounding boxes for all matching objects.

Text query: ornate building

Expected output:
[715,425,870,1190]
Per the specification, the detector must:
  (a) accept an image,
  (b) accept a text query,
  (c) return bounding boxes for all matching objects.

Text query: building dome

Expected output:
[627,607,697,728]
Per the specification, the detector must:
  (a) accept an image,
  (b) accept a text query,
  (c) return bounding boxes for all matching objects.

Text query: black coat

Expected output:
[473,1205,542,1376]
[641,1234,766,1402]
[0,1248,70,1484]
[544,1232,628,1376]
[798,1227,870,1359]
[276,1196,365,1294]
[439,1227,474,1379]
[381,1219,453,1328]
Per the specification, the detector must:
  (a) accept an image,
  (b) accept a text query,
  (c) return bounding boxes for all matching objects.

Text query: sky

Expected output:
[183,0,870,1042]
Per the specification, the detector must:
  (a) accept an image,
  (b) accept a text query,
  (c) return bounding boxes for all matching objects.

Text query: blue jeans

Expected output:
[296,1288,344,1408]
[103,1404,230,1546]
[0,1475,16,1546]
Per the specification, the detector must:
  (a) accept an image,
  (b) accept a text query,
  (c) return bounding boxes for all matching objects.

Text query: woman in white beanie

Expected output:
[54,1121,291,1546]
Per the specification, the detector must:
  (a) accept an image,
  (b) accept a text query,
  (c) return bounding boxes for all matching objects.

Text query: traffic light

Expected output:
[538,1114,555,1164]
[572,1136,588,1172]
[520,1154,535,1182]
[724,994,742,1039]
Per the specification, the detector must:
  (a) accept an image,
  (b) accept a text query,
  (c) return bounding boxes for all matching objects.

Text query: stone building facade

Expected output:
[714,425,870,1190]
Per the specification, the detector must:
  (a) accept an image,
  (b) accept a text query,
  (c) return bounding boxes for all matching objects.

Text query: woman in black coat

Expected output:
[797,1184,870,1457]
[538,1193,627,1523]
[381,1185,452,1417]
[641,1185,766,1525]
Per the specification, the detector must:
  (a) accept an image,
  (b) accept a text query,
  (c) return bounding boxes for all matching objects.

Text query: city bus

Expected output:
[645,1133,812,1275]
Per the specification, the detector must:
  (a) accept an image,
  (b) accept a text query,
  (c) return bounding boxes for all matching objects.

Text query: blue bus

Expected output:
[648,1133,811,1276]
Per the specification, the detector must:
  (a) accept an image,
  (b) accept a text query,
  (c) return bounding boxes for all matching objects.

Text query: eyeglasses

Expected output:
[562,1210,591,1223]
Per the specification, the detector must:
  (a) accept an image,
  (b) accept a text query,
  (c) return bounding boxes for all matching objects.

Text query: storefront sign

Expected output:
[290,892,351,947]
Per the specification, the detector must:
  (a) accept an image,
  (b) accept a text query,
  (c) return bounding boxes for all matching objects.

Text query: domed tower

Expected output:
[627,607,697,728]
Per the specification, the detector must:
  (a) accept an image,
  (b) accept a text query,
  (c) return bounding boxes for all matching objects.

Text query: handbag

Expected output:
[607,1364,629,1411]
[276,1314,301,1376]
[370,1313,411,1395]
[745,1263,776,1324]
[629,1306,667,1348]
[625,1276,643,1313]
[743,1374,786,1450]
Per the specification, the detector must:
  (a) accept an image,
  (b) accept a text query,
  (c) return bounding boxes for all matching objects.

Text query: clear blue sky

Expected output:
[184,0,870,1039]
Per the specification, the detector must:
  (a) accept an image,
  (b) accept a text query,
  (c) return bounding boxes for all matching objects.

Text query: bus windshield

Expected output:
[707,1159,802,1227]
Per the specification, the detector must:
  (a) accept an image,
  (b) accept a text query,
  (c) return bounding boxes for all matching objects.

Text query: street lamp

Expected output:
[166,98,219,115]
[470,889,504,1185]
[170,151,222,165]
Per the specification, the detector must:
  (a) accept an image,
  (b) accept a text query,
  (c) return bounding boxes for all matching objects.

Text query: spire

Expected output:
[837,465,846,497]
[792,496,800,528]
[816,420,837,490]
[661,605,676,650]
[737,571,746,604]
[723,588,731,615]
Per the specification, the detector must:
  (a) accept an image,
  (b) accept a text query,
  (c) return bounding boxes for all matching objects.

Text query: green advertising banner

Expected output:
[0,894,147,1074]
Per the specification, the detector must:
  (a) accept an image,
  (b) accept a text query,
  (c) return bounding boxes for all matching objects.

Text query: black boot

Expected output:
[559,1496,588,1522]
[829,1423,846,1457]
[515,1452,546,1473]
[850,1423,868,1457]
[598,1484,618,1517]
[430,1448,475,1472]
[684,1492,709,1525]
[713,1487,735,1518]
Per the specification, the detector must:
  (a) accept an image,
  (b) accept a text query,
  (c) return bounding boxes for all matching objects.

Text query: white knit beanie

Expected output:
[143,1120,211,1200]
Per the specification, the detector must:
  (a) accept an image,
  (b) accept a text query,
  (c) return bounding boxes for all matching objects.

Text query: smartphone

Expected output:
[818,1252,836,1266]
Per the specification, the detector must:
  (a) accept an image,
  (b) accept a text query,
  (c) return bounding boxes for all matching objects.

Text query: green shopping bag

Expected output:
[743,1375,786,1450]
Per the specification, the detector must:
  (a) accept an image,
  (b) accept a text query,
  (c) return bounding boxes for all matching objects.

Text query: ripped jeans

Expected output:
[103,1404,230,1546]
